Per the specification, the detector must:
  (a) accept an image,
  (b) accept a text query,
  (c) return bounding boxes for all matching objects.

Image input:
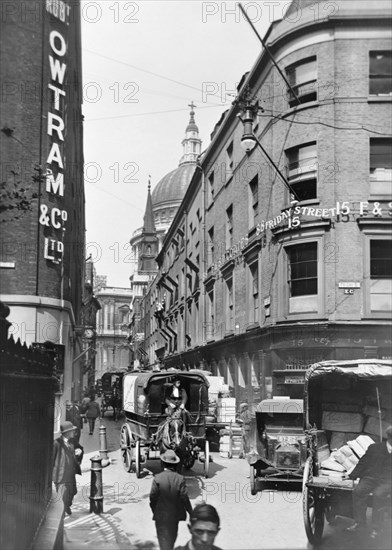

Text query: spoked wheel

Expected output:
[302,458,325,546]
[204,440,210,478]
[250,466,257,496]
[120,424,132,472]
[134,439,141,478]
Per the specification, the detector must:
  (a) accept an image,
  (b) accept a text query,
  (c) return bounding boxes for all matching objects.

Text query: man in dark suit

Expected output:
[347,425,392,538]
[52,421,84,515]
[66,401,83,443]
[150,449,192,550]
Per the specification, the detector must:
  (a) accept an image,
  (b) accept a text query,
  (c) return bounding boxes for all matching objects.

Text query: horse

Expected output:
[101,390,122,420]
[155,414,191,469]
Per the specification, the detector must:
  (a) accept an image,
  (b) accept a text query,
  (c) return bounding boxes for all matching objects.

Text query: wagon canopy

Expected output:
[303,359,392,430]
[101,369,127,390]
[305,359,392,383]
[122,370,209,414]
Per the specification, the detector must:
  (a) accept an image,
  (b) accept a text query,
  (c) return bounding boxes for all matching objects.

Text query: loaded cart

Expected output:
[302,359,392,546]
[100,369,125,419]
[120,370,211,478]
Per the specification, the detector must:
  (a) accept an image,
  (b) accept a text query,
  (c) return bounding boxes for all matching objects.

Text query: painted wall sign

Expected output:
[256,201,392,236]
[42,2,70,263]
[210,236,249,272]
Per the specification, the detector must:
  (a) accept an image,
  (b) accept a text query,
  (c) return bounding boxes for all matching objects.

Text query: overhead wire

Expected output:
[260,108,392,136]
[83,48,226,104]
[86,103,226,122]
[82,71,228,106]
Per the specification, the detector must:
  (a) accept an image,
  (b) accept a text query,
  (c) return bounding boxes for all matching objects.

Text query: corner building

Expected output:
[143,0,392,404]
[0,1,85,424]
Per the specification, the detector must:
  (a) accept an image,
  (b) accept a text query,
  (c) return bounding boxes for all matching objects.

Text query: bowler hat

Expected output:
[160,449,180,464]
[60,421,77,434]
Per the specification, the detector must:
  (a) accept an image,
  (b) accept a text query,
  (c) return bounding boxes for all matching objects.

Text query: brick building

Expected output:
[142,0,392,404]
[0,0,85,424]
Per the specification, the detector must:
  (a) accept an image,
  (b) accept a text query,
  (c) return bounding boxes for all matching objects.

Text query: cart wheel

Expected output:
[204,440,210,478]
[302,458,324,545]
[120,424,132,472]
[134,440,141,478]
[250,466,257,496]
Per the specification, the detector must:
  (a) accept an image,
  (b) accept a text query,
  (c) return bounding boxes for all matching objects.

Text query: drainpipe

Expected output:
[200,166,207,348]
[184,210,188,353]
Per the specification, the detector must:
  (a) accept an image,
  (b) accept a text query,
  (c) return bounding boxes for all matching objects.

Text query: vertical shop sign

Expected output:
[41,1,70,263]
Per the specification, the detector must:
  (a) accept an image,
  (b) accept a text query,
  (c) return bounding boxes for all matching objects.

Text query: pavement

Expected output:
[63,416,136,550]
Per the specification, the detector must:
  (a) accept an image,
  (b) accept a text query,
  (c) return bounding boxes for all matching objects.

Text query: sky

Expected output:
[81,0,293,287]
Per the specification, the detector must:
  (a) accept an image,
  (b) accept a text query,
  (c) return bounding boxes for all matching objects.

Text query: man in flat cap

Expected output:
[52,421,84,515]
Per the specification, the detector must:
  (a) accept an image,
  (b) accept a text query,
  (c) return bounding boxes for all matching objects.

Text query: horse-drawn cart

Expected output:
[302,359,392,546]
[120,370,211,478]
[100,370,125,419]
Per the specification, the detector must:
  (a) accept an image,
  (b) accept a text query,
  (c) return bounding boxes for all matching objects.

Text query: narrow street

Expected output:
[64,412,391,550]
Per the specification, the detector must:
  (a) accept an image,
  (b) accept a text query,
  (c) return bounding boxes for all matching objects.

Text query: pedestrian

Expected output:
[174,503,222,550]
[52,421,84,516]
[84,394,101,435]
[66,400,83,443]
[150,449,193,550]
[346,424,392,539]
[81,391,91,410]
[237,402,252,458]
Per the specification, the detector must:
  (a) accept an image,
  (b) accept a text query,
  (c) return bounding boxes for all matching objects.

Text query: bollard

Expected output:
[89,455,104,514]
[99,424,109,460]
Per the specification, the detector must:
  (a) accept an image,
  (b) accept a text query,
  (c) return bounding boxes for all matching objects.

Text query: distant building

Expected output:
[0,0,85,424]
[129,106,202,367]
[95,286,133,379]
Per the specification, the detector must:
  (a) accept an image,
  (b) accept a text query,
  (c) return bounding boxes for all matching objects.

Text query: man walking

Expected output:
[150,449,193,550]
[237,402,252,458]
[84,394,101,434]
[66,401,83,443]
[52,421,84,515]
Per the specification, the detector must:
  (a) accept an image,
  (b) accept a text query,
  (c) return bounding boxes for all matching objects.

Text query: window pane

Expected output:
[295,60,317,85]
[288,243,318,297]
[291,179,317,201]
[369,52,392,95]
[298,143,317,161]
[370,52,392,75]
[370,77,392,95]
[286,57,317,106]
[291,278,317,296]
[370,139,392,169]
[371,240,392,279]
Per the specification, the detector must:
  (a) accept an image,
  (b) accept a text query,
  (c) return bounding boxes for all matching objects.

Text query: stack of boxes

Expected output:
[216,397,242,457]
[319,434,375,484]
[219,423,243,458]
